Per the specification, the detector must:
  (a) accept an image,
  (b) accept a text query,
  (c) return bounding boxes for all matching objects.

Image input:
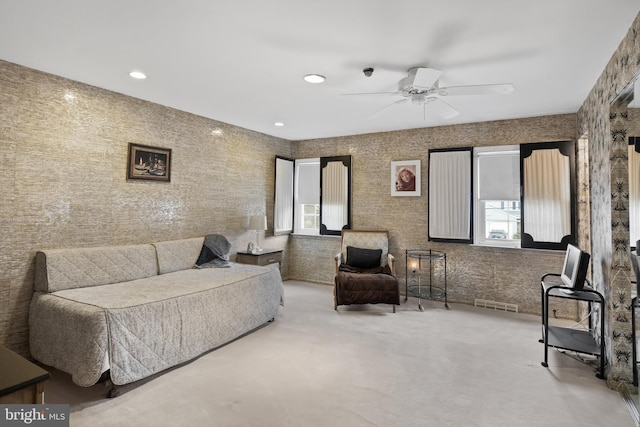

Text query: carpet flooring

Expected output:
[45,280,635,426]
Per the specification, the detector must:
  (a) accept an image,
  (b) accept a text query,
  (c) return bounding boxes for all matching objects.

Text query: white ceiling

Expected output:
[1,1,638,141]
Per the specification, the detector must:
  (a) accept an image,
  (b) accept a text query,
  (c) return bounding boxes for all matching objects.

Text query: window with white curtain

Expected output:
[274,155,352,236]
[429,141,576,250]
[320,156,351,235]
[522,148,570,242]
[520,141,575,250]
[428,148,473,242]
[274,156,294,235]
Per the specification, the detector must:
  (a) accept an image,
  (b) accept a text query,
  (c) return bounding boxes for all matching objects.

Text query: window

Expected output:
[294,158,320,235]
[474,146,520,247]
[429,141,576,250]
[302,204,320,230]
[274,155,351,236]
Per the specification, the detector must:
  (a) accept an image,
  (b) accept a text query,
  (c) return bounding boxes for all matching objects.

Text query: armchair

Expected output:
[334,230,400,312]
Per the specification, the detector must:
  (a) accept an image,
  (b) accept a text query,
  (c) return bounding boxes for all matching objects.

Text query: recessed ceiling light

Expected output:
[303,74,325,84]
[129,71,147,79]
[274,122,285,127]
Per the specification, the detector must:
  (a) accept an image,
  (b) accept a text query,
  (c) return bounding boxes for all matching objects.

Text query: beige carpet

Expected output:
[45,280,634,427]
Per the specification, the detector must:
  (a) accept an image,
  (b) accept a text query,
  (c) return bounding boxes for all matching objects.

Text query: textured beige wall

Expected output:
[577,11,640,388]
[0,60,292,356]
[290,115,579,317]
[2,12,637,394]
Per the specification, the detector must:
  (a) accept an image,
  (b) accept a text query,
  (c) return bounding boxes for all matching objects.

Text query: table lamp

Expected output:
[249,215,267,253]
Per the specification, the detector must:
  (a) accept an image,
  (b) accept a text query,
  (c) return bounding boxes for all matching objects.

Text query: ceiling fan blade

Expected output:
[368,99,409,118]
[412,67,442,88]
[437,83,515,96]
[426,97,460,119]
[340,91,399,96]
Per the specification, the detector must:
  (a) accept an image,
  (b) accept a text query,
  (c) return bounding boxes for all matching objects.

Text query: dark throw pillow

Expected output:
[346,246,382,269]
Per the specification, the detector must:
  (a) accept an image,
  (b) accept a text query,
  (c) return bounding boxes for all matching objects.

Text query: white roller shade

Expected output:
[296,161,319,205]
[477,150,520,200]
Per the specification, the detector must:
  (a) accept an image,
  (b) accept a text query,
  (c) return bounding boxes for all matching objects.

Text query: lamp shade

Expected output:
[249,215,267,231]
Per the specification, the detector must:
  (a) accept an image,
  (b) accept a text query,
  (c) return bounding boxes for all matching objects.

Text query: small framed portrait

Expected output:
[127,143,172,182]
[391,160,421,196]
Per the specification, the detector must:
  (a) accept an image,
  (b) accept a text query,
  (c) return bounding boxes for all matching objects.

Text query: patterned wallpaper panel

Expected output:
[577,12,640,388]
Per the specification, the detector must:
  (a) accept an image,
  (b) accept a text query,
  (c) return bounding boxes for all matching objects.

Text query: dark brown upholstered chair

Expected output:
[334,230,400,312]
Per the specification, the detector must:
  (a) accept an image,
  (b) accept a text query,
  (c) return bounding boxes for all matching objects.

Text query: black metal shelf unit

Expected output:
[540,274,605,379]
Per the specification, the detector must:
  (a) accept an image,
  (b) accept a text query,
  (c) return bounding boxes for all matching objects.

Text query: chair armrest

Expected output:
[335,252,343,274]
[387,254,396,276]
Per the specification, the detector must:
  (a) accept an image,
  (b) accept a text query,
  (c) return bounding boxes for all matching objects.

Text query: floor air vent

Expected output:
[474,299,518,313]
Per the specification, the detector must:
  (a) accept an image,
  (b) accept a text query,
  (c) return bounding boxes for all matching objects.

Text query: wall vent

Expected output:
[474,298,518,313]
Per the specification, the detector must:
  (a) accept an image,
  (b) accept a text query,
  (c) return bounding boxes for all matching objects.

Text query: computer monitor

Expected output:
[560,244,590,291]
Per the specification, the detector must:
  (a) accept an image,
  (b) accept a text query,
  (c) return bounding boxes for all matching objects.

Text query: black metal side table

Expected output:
[405,249,448,311]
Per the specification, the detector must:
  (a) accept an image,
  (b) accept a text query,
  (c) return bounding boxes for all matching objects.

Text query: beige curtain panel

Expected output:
[429,150,471,240]
[523,148,571,242]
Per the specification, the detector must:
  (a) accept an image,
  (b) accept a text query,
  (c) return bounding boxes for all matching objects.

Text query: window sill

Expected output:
[291,233,340,239]
[471,243,562,254]
[473,241,520,249]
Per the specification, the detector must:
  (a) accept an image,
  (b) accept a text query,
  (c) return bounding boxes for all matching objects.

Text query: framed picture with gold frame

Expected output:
[127,143,172,182]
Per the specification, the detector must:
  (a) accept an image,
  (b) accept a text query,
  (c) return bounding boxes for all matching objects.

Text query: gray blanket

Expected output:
[195,234,232,268]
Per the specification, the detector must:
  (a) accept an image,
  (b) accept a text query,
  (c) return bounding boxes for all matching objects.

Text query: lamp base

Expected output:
[251,229,266,254]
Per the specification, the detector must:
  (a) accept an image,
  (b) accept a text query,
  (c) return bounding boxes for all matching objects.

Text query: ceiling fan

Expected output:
[343,67,515,119]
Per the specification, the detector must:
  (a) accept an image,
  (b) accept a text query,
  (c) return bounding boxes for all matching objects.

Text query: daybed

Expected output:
[29,236,284,390]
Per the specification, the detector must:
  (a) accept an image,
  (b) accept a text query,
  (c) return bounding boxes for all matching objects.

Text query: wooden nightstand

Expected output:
[0,345,50,404]
[236,249,283,271]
